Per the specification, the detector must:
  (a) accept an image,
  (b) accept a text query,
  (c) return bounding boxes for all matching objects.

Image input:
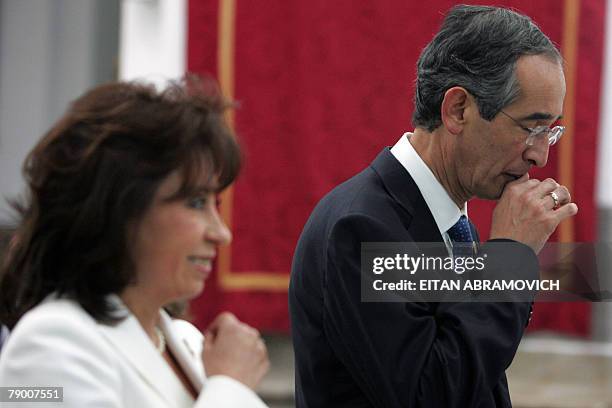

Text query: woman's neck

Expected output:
[120,286,163,345]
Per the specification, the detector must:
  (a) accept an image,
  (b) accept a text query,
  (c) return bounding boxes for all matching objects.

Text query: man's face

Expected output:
[457,54,566,200]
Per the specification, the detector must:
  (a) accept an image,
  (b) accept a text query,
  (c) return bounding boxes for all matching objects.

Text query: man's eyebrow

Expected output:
[518,112,564,122]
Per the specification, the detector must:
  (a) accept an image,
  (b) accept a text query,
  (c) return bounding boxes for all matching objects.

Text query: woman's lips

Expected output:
[188,256,213,277]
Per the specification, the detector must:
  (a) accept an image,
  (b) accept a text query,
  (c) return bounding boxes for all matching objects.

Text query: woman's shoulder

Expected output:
[10,296,93,332]
[0,296,121,391]
[0,296,118,371]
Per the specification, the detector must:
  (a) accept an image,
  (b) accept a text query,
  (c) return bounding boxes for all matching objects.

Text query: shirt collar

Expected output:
[390,132,467,235]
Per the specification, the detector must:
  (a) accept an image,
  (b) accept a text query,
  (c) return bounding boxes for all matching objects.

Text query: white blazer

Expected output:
[0,296,268,408]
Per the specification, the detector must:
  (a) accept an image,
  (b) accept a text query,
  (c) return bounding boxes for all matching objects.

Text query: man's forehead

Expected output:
[511,55,566,119]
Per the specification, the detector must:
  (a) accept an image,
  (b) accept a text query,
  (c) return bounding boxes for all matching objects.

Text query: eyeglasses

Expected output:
[499,110,565,146]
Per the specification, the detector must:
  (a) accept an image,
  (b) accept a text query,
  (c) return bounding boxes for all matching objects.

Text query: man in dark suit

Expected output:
[289,5,578,407]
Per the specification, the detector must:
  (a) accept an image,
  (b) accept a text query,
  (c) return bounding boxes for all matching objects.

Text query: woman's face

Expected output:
[129,171,231,304]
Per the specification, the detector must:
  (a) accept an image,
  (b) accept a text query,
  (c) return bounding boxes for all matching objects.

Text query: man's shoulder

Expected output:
[313,166,398,219]
[299,168,416,249]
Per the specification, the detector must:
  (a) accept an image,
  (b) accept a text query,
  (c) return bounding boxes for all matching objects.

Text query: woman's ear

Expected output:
[440,87,470,135]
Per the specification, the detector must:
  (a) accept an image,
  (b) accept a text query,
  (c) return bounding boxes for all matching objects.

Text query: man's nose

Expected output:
[524,136,550,168]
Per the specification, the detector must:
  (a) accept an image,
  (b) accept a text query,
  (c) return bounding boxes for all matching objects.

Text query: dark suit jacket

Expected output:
[289,148,537,407]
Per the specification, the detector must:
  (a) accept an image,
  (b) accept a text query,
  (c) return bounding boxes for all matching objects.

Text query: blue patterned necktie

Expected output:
[447,215,475,257]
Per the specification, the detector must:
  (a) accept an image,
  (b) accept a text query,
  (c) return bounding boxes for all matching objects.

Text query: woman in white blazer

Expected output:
[0,78,269,407]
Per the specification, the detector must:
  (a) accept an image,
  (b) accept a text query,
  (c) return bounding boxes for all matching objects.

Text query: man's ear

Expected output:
[441,87,470,135]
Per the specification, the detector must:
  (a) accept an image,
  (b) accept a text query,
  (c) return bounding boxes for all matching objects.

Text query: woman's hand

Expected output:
[202,312,270,390]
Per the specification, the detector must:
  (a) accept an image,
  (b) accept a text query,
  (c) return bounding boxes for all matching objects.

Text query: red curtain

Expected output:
[188,0,604,335]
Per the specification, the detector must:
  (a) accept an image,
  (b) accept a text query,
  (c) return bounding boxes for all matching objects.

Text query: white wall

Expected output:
[597,0,612,210]
[119,0,186,86]
[0,0,119,224]
[591,0,612,341]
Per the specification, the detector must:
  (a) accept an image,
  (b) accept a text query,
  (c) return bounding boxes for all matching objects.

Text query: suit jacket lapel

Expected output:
[97,299,194,406]
[370,148,444,243]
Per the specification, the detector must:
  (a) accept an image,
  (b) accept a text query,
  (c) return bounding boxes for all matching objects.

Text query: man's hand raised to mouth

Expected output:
[490,173,578,254]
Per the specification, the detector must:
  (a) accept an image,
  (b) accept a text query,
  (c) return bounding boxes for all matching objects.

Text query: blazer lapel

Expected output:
[97,298,194,406]
[370,148,443,243]
[159,311,204,393]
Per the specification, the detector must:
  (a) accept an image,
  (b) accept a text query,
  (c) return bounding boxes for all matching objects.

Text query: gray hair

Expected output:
[412,5,562,132]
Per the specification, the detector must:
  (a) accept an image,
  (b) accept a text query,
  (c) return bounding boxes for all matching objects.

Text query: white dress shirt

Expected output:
[390,132,468,254]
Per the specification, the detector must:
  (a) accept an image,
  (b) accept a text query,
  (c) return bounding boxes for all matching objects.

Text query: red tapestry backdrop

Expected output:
[187,0,604,335]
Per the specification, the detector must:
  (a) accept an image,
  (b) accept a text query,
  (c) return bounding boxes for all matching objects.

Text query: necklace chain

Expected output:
[154,326,166,354]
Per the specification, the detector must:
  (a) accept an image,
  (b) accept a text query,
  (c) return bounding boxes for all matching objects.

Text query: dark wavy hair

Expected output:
[0,76,241,329]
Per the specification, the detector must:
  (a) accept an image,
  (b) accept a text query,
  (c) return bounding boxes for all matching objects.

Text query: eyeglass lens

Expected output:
[526,126,564,146]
